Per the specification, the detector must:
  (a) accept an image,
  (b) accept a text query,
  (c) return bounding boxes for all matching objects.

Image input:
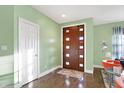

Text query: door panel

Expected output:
[78,25,84,71]
[19,18,39,86]
[63,25,84,72]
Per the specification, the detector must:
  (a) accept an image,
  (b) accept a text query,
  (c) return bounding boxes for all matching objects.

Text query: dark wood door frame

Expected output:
[61,24,86,72]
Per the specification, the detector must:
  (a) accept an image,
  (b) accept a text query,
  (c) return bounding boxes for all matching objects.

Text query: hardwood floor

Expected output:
[22,68,105,88]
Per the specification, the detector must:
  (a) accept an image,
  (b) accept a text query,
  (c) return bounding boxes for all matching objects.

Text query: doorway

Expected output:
[63,25,85,72]
[18,18,39,86]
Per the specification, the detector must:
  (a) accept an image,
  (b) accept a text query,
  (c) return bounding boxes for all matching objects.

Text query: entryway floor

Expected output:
[22,68,105,88]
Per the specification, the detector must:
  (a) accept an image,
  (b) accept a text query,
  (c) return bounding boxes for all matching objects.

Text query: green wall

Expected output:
[61,18,94,72]
[0,6,14,87]
[0,6,94,86]
[14,6,61,84]
[0,6,14,56]
[94,21,124,66]
[0,5,61,86]
[2,5,124,87]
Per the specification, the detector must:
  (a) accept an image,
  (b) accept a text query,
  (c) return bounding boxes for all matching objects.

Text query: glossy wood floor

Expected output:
[22,68,105,88]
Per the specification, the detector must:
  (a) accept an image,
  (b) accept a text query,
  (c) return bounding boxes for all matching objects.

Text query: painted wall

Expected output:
[60,18,94,72]
[14,6,61,84]
[0,6,14,87]
[94,21,124,66]
[2,5,124,87]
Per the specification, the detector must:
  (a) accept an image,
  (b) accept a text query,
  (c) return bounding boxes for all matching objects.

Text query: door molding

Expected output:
[14,17,40,87]
[61,23,86,72]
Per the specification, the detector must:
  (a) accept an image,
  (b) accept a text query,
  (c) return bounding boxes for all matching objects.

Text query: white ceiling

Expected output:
[33,5,124,25]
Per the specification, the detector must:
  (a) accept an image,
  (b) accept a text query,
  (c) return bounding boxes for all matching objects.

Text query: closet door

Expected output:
[19,18,39,86]
[63,25,84,72]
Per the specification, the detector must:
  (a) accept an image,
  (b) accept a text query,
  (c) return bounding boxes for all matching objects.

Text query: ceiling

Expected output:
[33,5,124,25]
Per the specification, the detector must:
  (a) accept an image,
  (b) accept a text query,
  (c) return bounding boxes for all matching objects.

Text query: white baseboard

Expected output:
[14,65,61,88]
[38,65,61,78]
[59,65,63,68]
[85,70,93,74]
[14,83,23,88]
[94,65,103,68]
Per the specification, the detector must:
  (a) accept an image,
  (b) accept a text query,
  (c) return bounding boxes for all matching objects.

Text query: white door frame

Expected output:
[15,17,40,87]
[61,23,86,72]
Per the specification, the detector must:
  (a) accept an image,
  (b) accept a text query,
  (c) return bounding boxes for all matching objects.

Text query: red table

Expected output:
[102,60,120,69]
[102,60,121,88]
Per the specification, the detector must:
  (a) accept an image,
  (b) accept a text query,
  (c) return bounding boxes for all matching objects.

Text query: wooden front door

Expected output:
[63,25,84,72]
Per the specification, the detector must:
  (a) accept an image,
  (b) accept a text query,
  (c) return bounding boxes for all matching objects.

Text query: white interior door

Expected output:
[19,18,39,86]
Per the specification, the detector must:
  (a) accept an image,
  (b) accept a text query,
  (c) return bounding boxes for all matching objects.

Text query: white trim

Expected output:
[37,22,40,81]
[14,83,22,88]
[14,17,40,87]
[61,27,63,68]
[0,55,13,65]
[85,70,93,74]
[94,65,103,68]
[61,23,86,72]
[14,65,61,88]
[38,65,61,78]
[19,17,39,27]
[0,55,13,76]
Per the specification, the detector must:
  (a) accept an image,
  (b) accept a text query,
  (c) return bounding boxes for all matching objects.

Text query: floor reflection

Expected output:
[22,68,105,88]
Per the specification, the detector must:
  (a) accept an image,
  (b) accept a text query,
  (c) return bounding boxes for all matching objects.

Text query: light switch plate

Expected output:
[1,45,7,51]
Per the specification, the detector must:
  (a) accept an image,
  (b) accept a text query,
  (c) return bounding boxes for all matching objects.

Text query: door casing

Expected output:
[14,17,40,87]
